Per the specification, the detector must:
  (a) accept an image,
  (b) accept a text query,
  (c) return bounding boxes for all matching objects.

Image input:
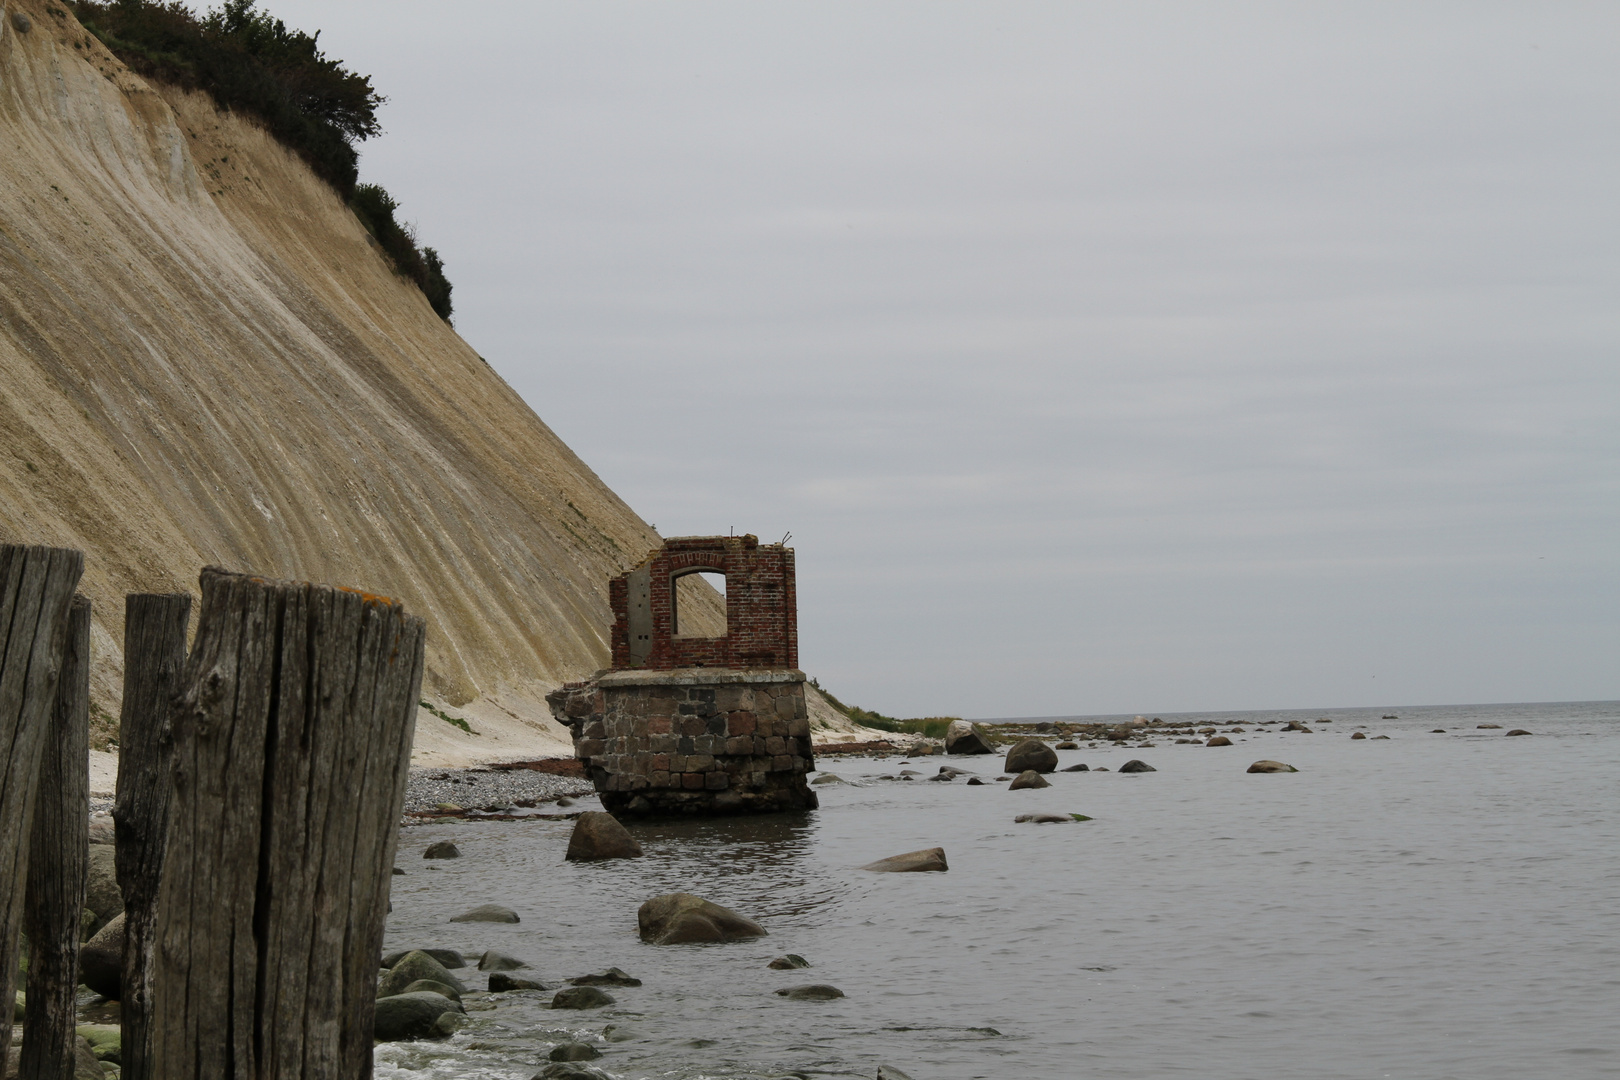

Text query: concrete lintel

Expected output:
[595,667,806,688]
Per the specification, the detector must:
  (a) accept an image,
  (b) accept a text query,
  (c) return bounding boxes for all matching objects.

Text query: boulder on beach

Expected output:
[550,1043,603,1061]
[384,948,465,970]
[1206,736,1232,747]
[1004,739,1059,774]
[565,811,644,861]
[84,845,122,936]
[858,847,948,873]
[775,984,845,1000]
[450,903,520,923]
[1505,729,1533,736]
[76,1023,121,1064]
[1061,763,1089,772]
[478,949,528,971]
[1055,741,1079,750]
[489,971,548,992]
[551,985,615,1009]
[79,912,125,999]
[379,950,467,998]
[945,720,995,755]
[569,967,641,987]
[1118,759,1156,773]
[1247,760,1299,773]
[423,841,461,859]
[637,892,767,944]
[1008,769,1050,790]
[373,991,463,1042]
[768,954,811,969]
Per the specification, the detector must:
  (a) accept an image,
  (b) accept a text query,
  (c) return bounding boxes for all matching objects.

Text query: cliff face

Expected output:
[0,1,697,760]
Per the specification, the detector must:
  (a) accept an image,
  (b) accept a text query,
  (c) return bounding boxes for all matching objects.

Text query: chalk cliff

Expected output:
[0,0,714,764]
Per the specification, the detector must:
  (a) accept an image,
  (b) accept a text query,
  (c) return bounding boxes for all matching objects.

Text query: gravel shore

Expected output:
[402,766,594,815]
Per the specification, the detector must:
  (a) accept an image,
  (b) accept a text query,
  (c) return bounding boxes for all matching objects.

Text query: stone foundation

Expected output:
[547,668,818,816]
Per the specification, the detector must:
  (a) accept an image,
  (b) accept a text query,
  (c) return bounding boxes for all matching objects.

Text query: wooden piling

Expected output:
[114,592,192,1080]
[0,544,84,1069]
[151,567,425,1080]
[19,596,91,1080]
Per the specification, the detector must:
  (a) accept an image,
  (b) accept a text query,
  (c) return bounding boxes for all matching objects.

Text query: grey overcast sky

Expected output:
[262,1,1616,718]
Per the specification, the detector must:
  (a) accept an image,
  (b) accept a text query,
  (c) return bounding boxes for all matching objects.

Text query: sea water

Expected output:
[375,701,1620,1080]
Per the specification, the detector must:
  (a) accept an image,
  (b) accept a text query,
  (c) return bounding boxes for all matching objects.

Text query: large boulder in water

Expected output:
[1004,739,1058,774]
[551,986,615,1009]
[859,847,948,872]
[1008,769,1050,790]
[1118,759,1156,773]
[383,947,465,970]
[637,892,767,944]
[945,720,995,755]
[450,903,519,923]
[79,912,124,999]
[373,991,463,1041]
[378,950,466,998]
[565,811,644,861]
[1247,760,1299,773]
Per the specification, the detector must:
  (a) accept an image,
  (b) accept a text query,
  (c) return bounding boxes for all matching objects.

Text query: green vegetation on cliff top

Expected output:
[71,0,453,321]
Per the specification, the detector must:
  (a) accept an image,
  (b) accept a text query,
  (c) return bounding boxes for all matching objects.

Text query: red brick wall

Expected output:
[610,535,798,670]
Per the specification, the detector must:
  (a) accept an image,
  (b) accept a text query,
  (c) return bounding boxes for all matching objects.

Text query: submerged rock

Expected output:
[965,777,985,785]
[1061,763,1089,772]
[531,1064,609,1080]
[1008,769,1050,790]
[569,967,641,987]
[637,892,767,944]
[1505,729,1533,736]
[1246,760,1299,774]
[551,985,616,1009]
[775,984,845,1000]
[378,950,467,998]
[550,1042,602,1061]
[1478,723,1502,729]
[1118,759,1156,773]
[858,847,948,873]
[402,979,461,1003]
[477,949,528,971]
[810,773,845,785]
[1350,732,1366,740]
[768,954,811,969]
[1004,739,1059,774]
[423,841,461,859]
[1014,813,1074,823]
[489,971,548,992]
[945,720,995,755]
[450,903,520,923]
[384,948,465,970]
[565,811,644,861]
[373,991,463,1041]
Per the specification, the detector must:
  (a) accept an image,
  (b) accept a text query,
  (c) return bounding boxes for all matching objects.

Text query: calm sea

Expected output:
[376,700,1620,1080]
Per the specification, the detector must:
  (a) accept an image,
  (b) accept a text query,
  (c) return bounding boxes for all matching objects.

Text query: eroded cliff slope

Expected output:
[0,0,689,762]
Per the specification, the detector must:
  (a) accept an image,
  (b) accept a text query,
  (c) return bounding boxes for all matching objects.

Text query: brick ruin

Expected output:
[547,536,818,816]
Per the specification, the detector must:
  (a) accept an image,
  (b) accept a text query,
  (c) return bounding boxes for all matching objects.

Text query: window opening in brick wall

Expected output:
[671,569,727,638]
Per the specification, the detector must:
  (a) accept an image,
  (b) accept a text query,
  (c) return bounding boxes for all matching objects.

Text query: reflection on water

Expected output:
[378,701,1620,1080]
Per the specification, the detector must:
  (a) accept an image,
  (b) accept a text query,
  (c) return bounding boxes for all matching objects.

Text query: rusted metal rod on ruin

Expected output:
[150,567,425,1079]
[19,596,91,1080]
[0,544,84,1069]
[114,592,193,1080]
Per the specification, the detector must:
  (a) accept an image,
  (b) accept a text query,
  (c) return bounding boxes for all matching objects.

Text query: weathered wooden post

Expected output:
[0,544,84,1069]
[151,567,425,1079]
[114,592,192,1080]
[19,596,91,1080]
